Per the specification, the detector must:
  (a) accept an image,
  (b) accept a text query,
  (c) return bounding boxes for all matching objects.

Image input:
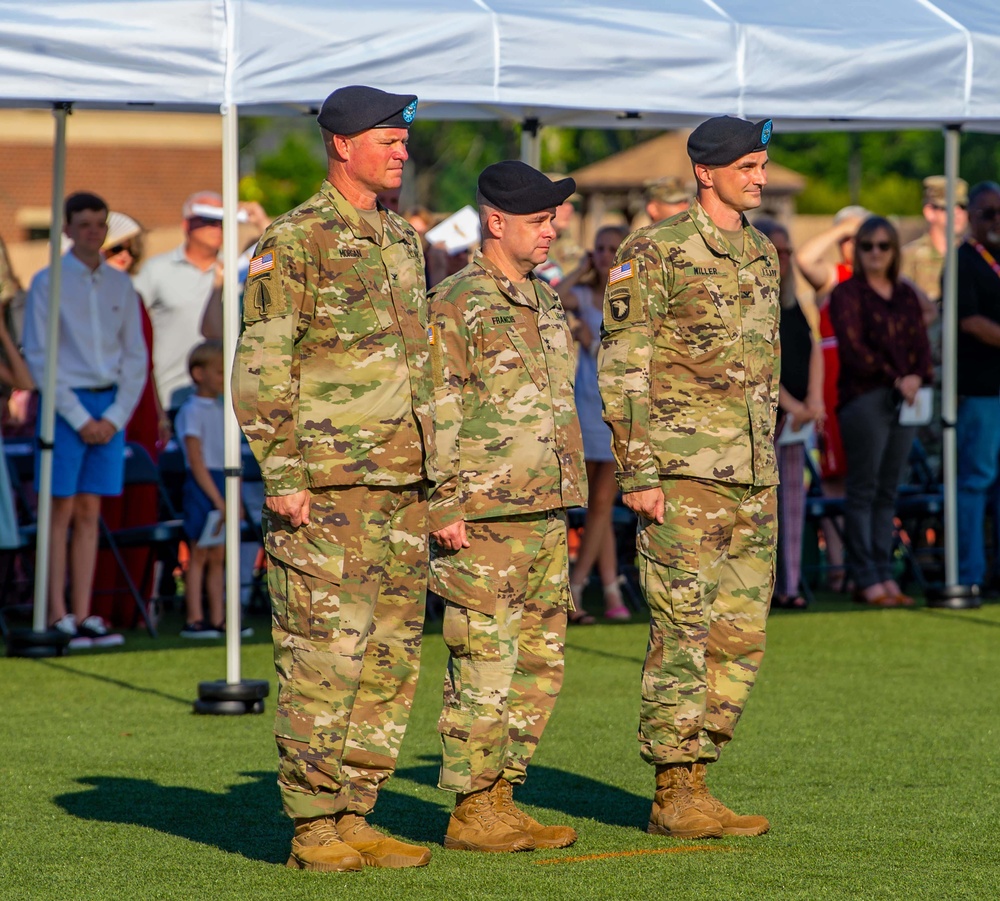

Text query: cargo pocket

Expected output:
[636,519,706,626]
[429,536,512,617]
[596,336,632,422]
[274,637,349,749]
[265,525,345,640]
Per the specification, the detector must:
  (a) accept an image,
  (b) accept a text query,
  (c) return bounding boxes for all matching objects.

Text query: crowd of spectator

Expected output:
[0,164,997,645]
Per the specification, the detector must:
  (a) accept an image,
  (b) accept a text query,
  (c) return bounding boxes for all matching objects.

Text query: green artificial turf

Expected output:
[2,598,998,900]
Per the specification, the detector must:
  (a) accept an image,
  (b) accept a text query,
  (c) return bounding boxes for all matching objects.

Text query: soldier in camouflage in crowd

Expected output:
[428,161,587,853]
[234,86,436,873]
[598,116,780,839]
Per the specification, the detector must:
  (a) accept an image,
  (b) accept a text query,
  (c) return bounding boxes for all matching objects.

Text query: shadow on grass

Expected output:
[57,771,290,863]
[917,605,1000,629]
[36,659,192,706]
[55,769,449,861]
[393,755,648,835]
[56,759,648,859]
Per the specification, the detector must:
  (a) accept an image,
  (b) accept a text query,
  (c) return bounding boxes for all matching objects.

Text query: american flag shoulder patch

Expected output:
[608,260,634,285]
[248,252,275,277]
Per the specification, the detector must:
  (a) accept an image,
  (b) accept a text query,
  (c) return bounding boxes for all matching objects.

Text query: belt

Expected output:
[78,384,117,393]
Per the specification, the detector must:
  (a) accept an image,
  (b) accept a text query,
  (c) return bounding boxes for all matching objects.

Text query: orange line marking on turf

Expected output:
[535,845,736,865]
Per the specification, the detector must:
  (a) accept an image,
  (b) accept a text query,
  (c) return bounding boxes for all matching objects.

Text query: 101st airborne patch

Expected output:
[606,258,643,325]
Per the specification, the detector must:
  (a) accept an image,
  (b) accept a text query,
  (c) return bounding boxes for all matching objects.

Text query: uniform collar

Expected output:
[320,180,406,248]
[689,200,770,266]
[473,250,559,313]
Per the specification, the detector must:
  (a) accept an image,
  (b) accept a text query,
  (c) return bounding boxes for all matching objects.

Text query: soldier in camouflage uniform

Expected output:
[900,175,969,306]
[233,86,435,873]
[598,116,780,839]
[428,161,587,853]
[900,176,969,468]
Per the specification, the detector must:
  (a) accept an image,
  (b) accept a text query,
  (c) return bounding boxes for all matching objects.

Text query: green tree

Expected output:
[238,118,998,218]
[238,129,326,216]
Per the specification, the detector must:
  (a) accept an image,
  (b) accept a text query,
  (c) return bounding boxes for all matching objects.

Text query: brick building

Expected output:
[0,109,222,283]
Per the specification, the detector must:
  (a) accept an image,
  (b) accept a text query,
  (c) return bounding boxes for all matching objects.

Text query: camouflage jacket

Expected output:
[900,232,944,303]
[428,251,586,528]
[598,200,780,491]
[233,180,436,495]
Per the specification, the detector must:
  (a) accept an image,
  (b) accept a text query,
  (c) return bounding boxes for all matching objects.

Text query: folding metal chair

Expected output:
[96,442,188,637]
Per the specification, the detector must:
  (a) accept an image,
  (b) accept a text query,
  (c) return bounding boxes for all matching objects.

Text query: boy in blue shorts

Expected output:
[24,192,147,648]
[175,341,247,638]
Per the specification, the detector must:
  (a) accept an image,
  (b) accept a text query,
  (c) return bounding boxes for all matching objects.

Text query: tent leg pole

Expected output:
[194,101,269,712]
[927,124,979,609]
[8,104,72,658]
[520,117,541,169]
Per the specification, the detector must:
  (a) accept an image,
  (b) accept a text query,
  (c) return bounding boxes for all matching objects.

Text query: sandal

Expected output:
[602,576,632,621]
[568,581,596,624]
[851,588,899,608]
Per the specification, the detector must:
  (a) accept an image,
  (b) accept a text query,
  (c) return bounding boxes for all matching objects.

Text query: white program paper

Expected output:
[425,205,481,254]
[898,386,933,426]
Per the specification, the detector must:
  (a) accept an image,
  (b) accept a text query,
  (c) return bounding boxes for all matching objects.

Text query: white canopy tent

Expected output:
[2,1,1000,128]
[2,0,997,658]
[228,0,1000,131]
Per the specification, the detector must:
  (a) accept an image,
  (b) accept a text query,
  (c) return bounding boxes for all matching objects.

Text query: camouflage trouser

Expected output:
[636,479,776,766]
[432,511,569,794]
[265,483,428,820]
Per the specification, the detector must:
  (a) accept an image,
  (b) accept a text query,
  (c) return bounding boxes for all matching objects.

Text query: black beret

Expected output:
[478,161,576,215]
[317,85,417,135]
[687,116,773,166]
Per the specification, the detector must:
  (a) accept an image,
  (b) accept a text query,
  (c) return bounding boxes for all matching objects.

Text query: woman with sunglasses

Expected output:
[829,216,933,607]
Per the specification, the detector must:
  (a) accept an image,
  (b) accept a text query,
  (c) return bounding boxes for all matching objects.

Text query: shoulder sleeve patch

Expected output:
[247,251,275,276]
[608,259,635,285]
[243,277,278,323]
[606,276,643,327]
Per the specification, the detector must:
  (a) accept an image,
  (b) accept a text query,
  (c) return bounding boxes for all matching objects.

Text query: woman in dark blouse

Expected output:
[829,216,933,607]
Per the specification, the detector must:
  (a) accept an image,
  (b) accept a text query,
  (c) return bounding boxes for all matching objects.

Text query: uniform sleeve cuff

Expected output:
[428,503,465,533]
[617,470,660,494]
[262,472,308,495]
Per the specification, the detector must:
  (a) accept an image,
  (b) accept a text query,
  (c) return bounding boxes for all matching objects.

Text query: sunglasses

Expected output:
[107,243,133,256]
[974,207,1000,221]
[858,240,892,252]
[187,215,223,229]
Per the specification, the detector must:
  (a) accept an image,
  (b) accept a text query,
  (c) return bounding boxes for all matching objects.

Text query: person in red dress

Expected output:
[794,206,868,591]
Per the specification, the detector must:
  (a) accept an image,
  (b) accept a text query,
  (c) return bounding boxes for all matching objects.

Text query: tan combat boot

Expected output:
[335,812,431,868]
[648,763,724,838]
[690,763,770,836]
[444,786,536,852]
[489,778,578,849]
[286,816,364,872]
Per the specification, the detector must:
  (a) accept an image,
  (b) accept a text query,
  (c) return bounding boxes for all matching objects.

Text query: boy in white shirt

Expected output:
[24,192,147,649]
[174,341,228,638]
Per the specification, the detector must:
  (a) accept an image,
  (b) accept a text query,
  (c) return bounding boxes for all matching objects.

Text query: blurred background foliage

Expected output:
[237,116,1000,218]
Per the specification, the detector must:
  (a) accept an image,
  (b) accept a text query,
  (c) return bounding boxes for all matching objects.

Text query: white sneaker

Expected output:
[77,615,125,648]
[51,615,92,648]
[51,614,77,636]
